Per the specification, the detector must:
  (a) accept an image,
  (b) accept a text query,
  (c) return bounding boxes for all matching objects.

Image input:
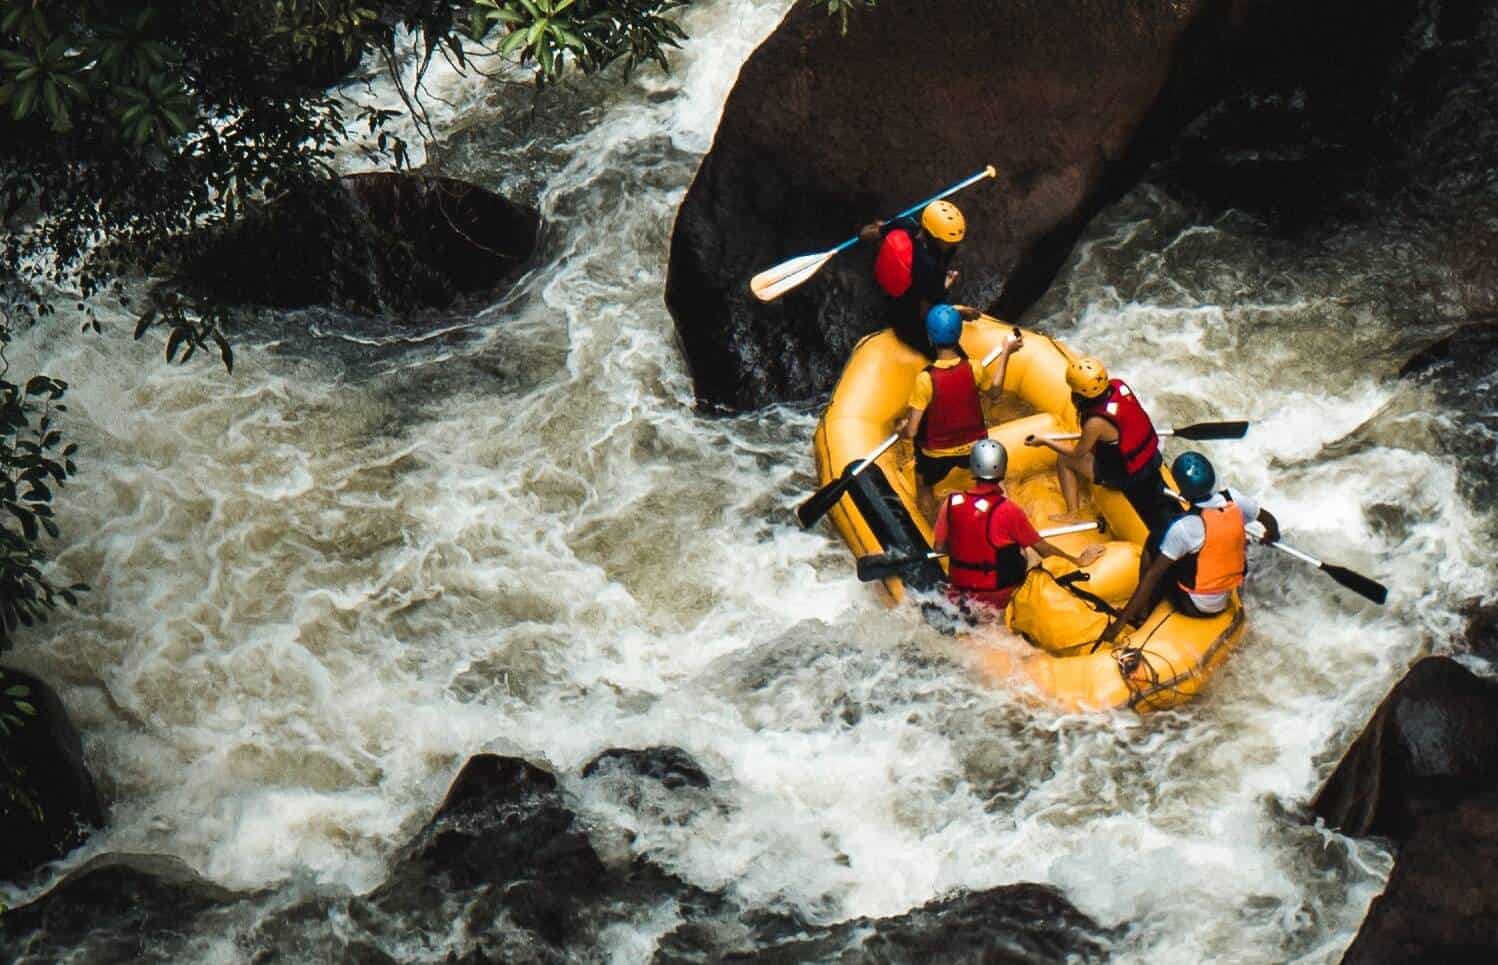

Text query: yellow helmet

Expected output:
[1066,357,1110,399]
[921,200,966,243]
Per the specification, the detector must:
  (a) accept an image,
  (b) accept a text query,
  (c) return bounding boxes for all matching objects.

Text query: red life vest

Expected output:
[873,228,915,297]
[946,489,1029,592]
[918,361,987,453]
[1177,494,1247,595]
[1084,379,1160,477]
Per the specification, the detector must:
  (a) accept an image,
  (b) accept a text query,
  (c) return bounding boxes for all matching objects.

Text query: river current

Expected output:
[4,1,1493,961]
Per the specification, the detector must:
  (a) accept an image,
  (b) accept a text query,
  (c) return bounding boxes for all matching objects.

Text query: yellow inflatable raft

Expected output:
[811,317,1245,713]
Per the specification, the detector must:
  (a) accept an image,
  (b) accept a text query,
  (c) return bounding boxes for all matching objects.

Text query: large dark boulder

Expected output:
[179,173,540,315]
[1340,795,1498,964]
[1312,658,1498,964]
[368,754,612,946]
[0,853,244,963]
[668,0,1254,409]
[0,667,105,884]
[1312,657,1498,840]
[656,882,1111,963]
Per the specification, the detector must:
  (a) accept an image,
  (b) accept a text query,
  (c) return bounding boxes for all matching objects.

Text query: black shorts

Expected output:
[916,448,968,487]
[1099,451,1179,548]
[886,294,934,355]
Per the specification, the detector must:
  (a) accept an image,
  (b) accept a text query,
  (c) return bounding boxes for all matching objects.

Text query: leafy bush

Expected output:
[0,320,86,652]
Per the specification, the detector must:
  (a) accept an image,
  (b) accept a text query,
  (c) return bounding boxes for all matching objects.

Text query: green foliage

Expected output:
[0,669,37,736]
[468,0,689,80]
[0,668,43,831]
[0,0,878,656]
[0,323,87,652]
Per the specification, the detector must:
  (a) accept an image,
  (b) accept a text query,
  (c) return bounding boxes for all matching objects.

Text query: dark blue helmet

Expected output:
[1171,451,1216,503]
[925,304,963,348]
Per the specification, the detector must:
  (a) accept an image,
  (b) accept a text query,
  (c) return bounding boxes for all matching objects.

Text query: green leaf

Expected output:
[12,79,37,120]
[4,686,29,698]
[6,504,38,541]
[165,326,190,362]
[14,701,35,717]
[498,28,529,56]
[133,307,158,339]
[213,332,235,374]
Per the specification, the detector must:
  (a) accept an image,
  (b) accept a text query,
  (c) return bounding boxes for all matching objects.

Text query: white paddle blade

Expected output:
[750,250,834,302]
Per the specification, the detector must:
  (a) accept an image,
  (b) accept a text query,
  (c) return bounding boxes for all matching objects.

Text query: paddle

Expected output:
[796,433,900,529]
[1247,527,1387,605]
[750,165,998,302]
[855,520,1103,582]
[1039,421,1248,443]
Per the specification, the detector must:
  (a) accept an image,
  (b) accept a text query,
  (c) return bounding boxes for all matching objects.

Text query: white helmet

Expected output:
[969,439,1007,481]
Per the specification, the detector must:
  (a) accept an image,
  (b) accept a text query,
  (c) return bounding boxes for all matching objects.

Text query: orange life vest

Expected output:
[946,489,1028,592]
[1177,494,1246,595]
[918,361,987,453]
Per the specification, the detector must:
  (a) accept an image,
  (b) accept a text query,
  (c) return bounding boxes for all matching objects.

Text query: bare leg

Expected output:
[916,481,937,525]
[1050,451,1095,522]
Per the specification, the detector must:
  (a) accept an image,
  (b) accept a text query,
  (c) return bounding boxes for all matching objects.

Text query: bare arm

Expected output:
[899,406,925,442]
[1100,552,1174,643]
[1255,507,1281,544]
[1034,539,1105,569]
[1025,416,1108,456]
[982,334,1021,402]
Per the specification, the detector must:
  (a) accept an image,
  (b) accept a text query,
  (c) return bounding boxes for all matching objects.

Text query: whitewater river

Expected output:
[4,1,1493,961]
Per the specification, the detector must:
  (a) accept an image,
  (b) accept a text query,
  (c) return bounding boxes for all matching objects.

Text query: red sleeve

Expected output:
[933,496,952,547]
[990,500,1041,548]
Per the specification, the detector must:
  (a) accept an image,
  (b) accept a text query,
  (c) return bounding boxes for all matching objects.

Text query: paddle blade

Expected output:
[796,472,853,529]
[856,551,917,583]
[750,251,833,302]
[1170,421,1250,441]
[1321,563,1388,605]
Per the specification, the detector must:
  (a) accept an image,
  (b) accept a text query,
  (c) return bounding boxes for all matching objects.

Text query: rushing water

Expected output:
[4,1,1494,961]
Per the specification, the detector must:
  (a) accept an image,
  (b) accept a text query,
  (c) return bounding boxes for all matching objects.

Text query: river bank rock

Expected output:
[368,754,610,946]
[178,173,540,315]
[1312,657,1498,962]
[581,746,711,789]
[1339,794,1498,964]
[0,667,105,885]
[0,853,244,961]
[668,0,1260,409]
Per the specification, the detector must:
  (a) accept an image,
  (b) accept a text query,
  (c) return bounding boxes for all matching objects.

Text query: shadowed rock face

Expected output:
[1313,658,1498,964]
[667,0,1247,409]
[0,853,243,962]
[0,667,105,885]
[179,173,540,315]
[666,0,1498,411]
[0,753,1112,961]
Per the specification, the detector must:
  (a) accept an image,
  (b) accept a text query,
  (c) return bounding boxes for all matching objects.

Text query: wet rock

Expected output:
[656,883,1111,963]
[1398,322,1498,506]
[369,754,610,946]
[665,0,1307,409]
[0,667,105,884]
[1312,658,1498,963]
[1462,600,1498,664]
[178,173,540,315]
[1313,657,1498,840]
[1340,793,1498,965]
[580,746,711,789]
[0,853,243,962]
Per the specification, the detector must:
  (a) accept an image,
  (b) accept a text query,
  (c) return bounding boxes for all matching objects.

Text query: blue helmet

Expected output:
[1171,451,1216,503]
[925,304,962,348]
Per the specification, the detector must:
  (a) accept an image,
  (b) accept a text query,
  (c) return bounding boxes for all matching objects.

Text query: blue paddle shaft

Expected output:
[828,167,995,255]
